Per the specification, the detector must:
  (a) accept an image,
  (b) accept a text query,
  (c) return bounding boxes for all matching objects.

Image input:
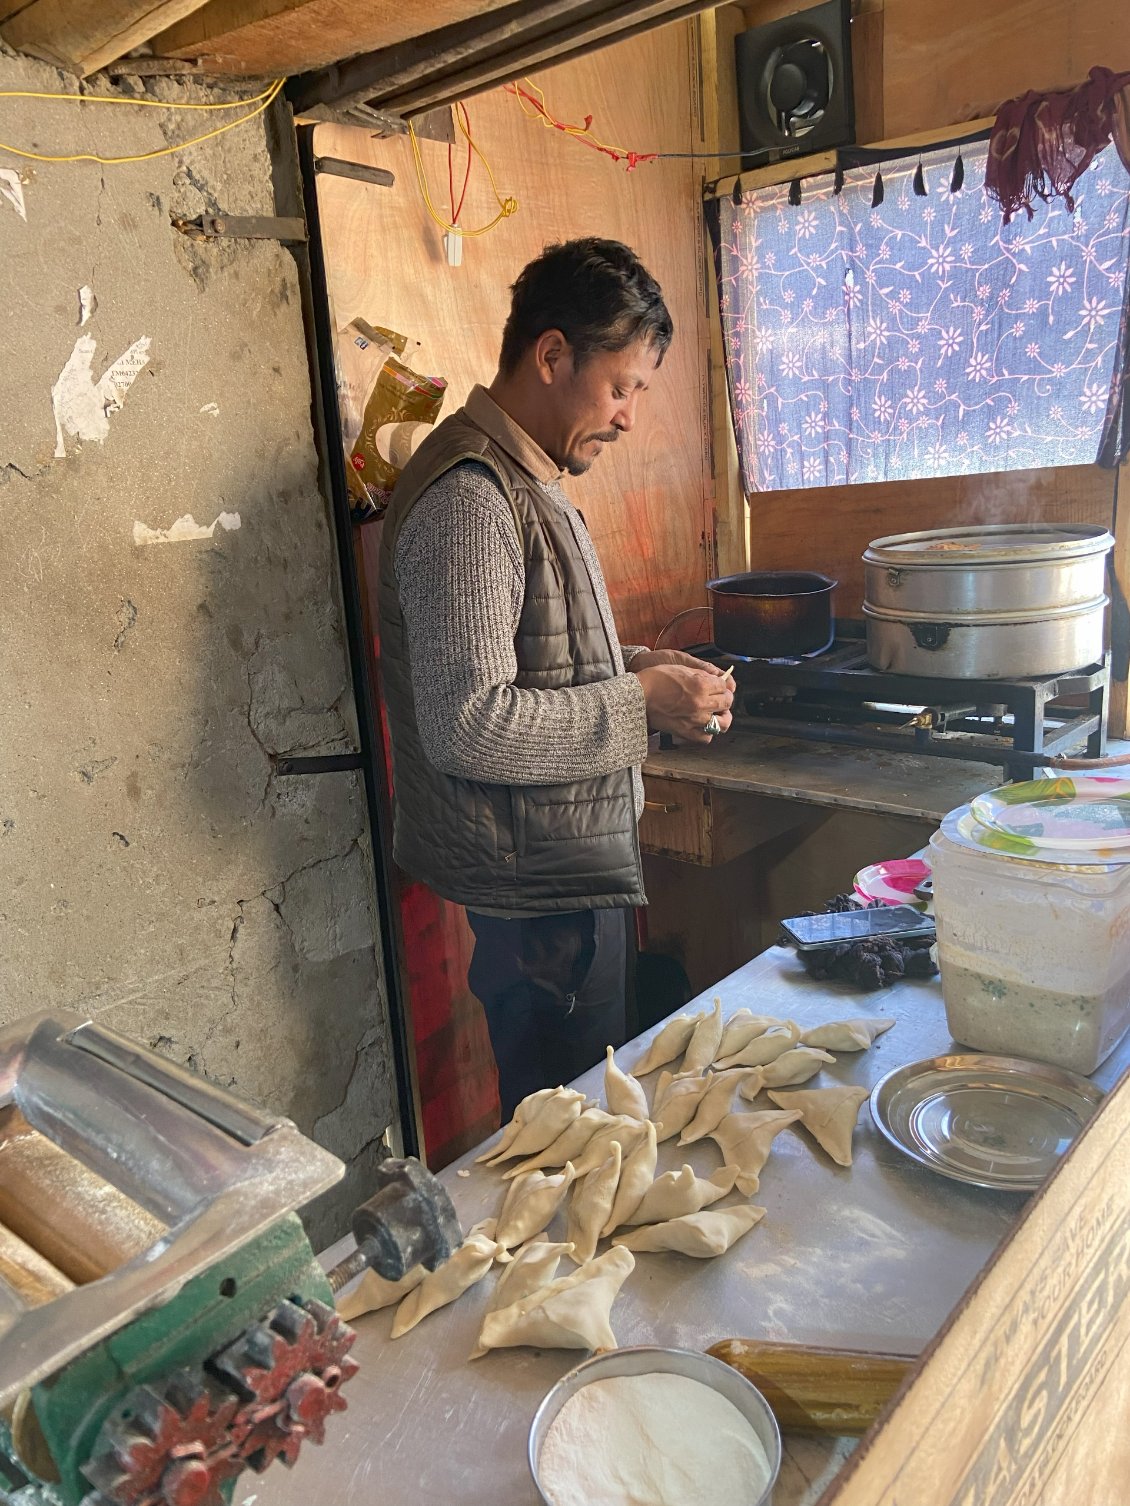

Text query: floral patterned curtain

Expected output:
[706,140,1130,493]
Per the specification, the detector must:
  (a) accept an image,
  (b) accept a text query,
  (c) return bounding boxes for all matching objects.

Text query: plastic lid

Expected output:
[936,805,1130,873]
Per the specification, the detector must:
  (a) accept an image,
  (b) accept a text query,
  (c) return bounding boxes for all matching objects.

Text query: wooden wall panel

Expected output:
[315,27,712,1163]
[750,464,1118,620]
[880,0,1130,138]
[313,23,713,648]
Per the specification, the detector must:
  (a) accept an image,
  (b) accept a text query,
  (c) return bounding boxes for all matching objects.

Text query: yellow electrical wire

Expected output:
[512,76,636,161]
[0,79,282,110]
[0,77,285,165]
[408,107,517,238]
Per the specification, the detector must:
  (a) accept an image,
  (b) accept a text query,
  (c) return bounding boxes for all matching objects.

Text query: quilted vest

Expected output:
[377,387,645,914]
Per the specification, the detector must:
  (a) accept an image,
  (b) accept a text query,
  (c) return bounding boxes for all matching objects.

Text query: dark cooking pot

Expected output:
[707,571,837,658]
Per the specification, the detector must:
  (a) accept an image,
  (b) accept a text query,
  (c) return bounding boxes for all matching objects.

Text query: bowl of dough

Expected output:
[528,1345,781,1506]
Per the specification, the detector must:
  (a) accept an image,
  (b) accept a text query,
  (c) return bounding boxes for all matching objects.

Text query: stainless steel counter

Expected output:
[240,950,1129,1506]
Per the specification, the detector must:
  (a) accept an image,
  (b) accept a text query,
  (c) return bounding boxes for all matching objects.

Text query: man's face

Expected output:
[544,338,662,477]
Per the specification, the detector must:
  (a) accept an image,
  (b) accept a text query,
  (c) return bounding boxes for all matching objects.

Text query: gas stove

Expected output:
[692,622,1109,781]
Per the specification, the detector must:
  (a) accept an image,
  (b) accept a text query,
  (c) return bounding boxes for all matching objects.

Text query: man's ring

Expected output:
[703,714,723,736]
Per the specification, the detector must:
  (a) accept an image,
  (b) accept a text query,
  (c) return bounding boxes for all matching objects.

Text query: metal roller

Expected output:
[0,1107,165,1285]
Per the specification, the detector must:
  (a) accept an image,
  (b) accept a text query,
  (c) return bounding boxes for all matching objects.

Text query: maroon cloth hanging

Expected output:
[986,65,1130,223]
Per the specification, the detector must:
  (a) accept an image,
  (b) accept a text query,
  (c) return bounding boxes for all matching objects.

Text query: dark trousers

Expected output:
[467,909,628,1122]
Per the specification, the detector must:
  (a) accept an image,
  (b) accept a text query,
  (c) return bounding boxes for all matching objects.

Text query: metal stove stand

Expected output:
[695,623,1109,781]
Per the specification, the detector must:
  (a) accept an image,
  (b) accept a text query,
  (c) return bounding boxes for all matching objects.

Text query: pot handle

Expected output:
[909,621,952,651]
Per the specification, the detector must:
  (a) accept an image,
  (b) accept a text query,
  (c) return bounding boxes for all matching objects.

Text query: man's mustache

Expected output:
[587,430,620,444]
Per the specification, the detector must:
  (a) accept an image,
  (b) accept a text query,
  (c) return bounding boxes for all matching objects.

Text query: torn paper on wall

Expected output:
[0,169,26,222]
[52,334,151,459]
[199,402,220,417]
[133,512,241,546]
[78,286,97,327]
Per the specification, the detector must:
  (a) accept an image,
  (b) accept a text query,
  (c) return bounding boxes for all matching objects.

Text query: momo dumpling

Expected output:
[633,1012,702,1076]
[480,1087,586,1165]
[768,1085,870,1166]
[495,1165,576,1255]
[567,1142,622,1264]
[756,1047,836,1090]
[682,997,724,1074]
[653,1072,716,1142]
[651,1070,678,1113]
[470,1236,573,1358]
[603,1120,657,1235]
[502,1107,615,1179]
[613,1203,766,1259]
[708,1109,802,1195]
[336,1262,426,1321]
[476,1246,635,1354]
[570,1115,646,1177]
[604,1047,649,1122]
[475,1088,556,1163]
[716,1011,784,1062]
[390,1222,500,1338]
[678,1069,763,1146]
[715,1021,801,1071]
[624,1164,738,1226]
[800,1017,895,1052]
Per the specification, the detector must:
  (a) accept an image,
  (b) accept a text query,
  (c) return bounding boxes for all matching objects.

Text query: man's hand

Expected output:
[632,661,735,744]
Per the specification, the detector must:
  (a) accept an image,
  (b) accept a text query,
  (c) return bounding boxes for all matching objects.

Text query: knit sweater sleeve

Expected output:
[394,463,649,787]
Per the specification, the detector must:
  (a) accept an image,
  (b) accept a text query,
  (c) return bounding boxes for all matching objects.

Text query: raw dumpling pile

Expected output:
[336,1004,895,1361]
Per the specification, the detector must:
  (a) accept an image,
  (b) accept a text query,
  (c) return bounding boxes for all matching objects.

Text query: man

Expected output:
[378,238,734,1117]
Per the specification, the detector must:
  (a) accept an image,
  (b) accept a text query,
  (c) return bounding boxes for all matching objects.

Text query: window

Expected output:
[707,139,1130,492]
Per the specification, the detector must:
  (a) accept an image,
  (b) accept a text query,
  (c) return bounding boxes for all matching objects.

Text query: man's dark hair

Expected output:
[499,238,673,375]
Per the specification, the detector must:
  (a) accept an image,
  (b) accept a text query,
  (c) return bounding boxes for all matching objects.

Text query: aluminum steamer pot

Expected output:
[862,524,1113,679]
[708,571,836,659]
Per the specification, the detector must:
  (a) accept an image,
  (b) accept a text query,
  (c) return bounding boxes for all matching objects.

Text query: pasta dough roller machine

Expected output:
[0,1011,460,1506]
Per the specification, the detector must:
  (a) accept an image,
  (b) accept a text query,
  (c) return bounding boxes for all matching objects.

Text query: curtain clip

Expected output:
[788,177,802,206]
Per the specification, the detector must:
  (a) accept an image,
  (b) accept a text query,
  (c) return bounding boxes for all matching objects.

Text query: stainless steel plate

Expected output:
[870,1054,1105,1191]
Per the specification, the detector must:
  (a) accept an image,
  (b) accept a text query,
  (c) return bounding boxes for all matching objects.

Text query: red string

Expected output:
[446,103,475,224]
[504,82,658,172]
[454,102,473,221]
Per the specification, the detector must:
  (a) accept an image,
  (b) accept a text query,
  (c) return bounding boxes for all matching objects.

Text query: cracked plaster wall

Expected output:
[0,49,397,1247]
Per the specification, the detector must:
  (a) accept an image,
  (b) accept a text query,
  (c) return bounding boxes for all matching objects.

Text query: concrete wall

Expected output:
[0,48,396,1246]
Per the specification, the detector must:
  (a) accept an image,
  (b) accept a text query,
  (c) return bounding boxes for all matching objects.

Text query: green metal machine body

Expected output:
[26,1215,346,1506]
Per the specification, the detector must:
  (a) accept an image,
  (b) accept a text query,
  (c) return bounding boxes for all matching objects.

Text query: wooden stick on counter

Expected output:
[709,1339,915,1435]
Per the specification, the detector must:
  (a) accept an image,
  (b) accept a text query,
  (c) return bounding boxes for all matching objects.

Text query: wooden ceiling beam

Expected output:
[384,0,728,117]
[290,0,724,120]
[1,0,213,76]
[152,0,526,76]
[292,0,629,114]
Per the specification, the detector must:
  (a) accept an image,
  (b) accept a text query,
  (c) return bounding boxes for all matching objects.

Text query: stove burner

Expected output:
[691,622,1109,779]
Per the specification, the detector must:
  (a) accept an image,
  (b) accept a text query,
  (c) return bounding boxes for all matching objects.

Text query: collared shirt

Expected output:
[463,384,564,486]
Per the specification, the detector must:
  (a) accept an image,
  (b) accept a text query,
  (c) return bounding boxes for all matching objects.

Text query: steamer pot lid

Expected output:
[864,524,1114,568]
